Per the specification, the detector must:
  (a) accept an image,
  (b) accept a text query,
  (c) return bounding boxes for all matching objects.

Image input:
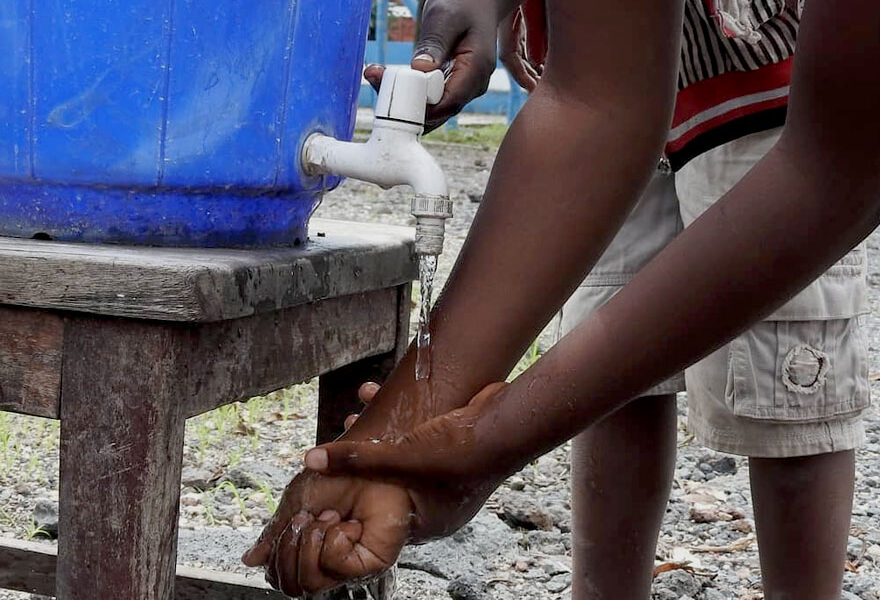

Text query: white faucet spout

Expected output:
[303,125,447,198]
[300,66,453,256]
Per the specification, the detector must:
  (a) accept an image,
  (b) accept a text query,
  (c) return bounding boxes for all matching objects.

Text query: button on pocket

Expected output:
[725,317,870,423]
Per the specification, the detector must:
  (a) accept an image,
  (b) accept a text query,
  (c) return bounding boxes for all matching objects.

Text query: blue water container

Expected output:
[0,0,371,247]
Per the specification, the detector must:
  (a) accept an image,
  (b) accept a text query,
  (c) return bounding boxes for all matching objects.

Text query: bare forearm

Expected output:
[477,0,880,472]
[349,0,685,439]
[480,143,877,472]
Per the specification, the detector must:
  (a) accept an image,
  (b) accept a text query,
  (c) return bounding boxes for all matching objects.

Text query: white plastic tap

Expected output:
[302,67,452,256]
[374,67,445,124]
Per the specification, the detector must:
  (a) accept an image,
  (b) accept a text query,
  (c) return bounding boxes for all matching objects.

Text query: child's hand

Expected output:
[304,382,512,543]
[498,9,541,93]
[241,470,412,596]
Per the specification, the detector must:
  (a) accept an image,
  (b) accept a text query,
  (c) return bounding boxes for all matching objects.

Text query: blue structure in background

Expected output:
[364,0,527,121]
[0,0,372,247]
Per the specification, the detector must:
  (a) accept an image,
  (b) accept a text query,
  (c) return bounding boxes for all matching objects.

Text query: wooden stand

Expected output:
[0,219,416,600]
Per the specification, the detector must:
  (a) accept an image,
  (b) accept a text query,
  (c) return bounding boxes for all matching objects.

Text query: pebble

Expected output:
[497,491,555,531]
[545,573,571,593]
[447,576,485,600]
[180,466,216,491]
[32,498,58,539]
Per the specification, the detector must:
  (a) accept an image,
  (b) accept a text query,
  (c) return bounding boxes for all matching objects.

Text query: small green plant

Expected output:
[509,338,543,380]
[24,451,40,480]
[424,123,508,148]
[252,478,279,514]
[202,492,216,526]
[23,517,50,541]
[215,480,247,517]
[0,505,17,528]
[227,446,244,468]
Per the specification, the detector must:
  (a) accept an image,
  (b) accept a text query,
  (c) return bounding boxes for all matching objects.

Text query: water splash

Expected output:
[415,254,437,381]
[367,565,397,600]
[305,566,397,600]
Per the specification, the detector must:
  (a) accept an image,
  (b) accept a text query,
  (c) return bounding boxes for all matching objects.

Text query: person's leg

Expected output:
[560,171,684,599]
[678,129,868,600]
[749,450,855,600]
[571,394,677,600]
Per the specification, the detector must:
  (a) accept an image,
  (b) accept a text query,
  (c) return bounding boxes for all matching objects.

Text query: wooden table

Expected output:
[0,219,416,600]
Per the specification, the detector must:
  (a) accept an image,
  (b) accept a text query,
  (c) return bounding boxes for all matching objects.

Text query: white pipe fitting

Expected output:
[301,67,452,256]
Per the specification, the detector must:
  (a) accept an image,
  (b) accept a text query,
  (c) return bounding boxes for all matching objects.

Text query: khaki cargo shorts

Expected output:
[560,128,870,458]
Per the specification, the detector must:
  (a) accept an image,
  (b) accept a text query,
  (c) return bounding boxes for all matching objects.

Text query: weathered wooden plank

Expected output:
[0,219,417,322]
[183,287,399,418]
[0,306,63,418]
[0,537,285,599]
[58,320,188,600]
[316,283,413,444]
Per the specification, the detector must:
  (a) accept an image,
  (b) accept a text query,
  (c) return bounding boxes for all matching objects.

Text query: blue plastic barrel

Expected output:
[0,0,371,247]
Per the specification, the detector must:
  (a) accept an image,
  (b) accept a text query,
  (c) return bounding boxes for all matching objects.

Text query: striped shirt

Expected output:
[518,0,800,170]
[666,0,800,169]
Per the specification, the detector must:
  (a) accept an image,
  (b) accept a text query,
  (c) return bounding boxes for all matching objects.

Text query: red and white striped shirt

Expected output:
[667,0,798,169]
[519,0,799,170]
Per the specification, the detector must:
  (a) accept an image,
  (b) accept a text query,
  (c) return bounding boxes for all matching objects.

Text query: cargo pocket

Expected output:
[725,317,870,423]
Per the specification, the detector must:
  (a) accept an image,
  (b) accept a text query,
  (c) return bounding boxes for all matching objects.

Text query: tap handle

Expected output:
[425,70,445,105]
[375,67,446,126]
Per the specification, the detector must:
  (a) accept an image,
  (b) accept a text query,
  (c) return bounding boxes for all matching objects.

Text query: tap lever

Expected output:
[375,67,445,126]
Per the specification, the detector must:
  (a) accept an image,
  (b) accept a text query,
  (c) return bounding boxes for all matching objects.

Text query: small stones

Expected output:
[180,492,201,507]
[32,498,58,539]
[180,466,216,491]
[446,576,485,600]
[652,570,701,598]
[497,493,554,531]
[729,519,753,534]
[222,461,289,490]
[545,573,571,594]
[697,589,726,600]
[706,456,738,475]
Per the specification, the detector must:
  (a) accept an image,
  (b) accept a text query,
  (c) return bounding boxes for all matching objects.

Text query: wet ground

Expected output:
[1,137,879,599]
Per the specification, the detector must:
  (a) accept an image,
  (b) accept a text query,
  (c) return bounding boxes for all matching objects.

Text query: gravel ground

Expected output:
[1,137,879,599]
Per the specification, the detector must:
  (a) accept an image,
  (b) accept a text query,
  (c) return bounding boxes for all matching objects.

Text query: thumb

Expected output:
[412,2,464,71]
[304,382,508,480]
[303,439,422,481]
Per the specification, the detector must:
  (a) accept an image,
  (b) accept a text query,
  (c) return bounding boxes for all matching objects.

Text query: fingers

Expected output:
[412,1,497,133]
[343,413,359,431]
[502,56,540,92]
[498,10,540,92]
[297,510,345,594]
[272,511,314,596]
[364,64,385,93]
[242,484,301,566]
[345,381,381,431]
[242,507,290,567]
[319,519,385,581]
[358,381,381,403]
[412,0,466,68]
[306,381,508,480]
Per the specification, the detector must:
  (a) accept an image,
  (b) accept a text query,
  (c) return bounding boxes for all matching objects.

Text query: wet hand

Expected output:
[304,382,512,543]
[240,469,412,597]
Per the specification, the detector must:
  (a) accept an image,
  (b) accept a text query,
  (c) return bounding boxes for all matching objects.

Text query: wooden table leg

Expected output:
[57,318,186,600]
[317,284,411,444]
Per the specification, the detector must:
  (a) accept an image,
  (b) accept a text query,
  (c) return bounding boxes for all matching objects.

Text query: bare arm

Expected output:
[316,0,880,487]
[346,0,685,441]
[480,0,880,470]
